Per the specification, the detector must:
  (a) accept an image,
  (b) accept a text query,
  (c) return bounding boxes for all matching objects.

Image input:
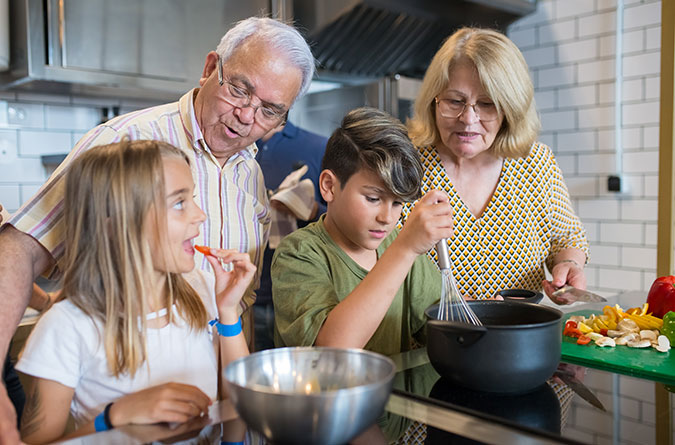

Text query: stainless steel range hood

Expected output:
[0,0,270,101]
[295,0,537,80]
[0,0,536,100]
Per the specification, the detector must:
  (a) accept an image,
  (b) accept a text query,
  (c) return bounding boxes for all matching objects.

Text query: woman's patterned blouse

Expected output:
[400,142,589,300]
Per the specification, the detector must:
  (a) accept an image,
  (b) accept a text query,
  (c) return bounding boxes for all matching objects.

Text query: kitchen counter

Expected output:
[55,293,674,444]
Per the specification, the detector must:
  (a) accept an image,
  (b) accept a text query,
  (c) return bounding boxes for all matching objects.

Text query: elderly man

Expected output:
[0,17,314,442]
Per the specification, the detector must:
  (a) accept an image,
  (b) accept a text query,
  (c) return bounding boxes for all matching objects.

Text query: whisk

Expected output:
[435,239,482,325]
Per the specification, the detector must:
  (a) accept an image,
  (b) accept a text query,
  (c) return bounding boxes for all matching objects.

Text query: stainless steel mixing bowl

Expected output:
[223,347,396,445]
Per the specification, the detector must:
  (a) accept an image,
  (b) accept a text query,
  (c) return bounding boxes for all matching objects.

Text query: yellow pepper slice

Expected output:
[578,322,593,334]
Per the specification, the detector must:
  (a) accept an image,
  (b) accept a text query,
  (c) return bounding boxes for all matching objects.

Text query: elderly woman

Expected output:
[402,27,589,300]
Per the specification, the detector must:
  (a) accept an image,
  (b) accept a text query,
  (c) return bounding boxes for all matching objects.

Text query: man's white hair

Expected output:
[216,17,316,103]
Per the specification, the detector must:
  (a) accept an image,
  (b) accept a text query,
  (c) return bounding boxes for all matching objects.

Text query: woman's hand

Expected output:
[109,382,212,427]
[203,249,257,320]
[542,257,587,298]
[397,190,454,255]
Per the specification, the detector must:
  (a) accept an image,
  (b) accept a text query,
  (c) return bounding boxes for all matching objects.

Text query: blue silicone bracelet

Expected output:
[94,411,108,432]
[209,317,242,337]
[94,402,114,432]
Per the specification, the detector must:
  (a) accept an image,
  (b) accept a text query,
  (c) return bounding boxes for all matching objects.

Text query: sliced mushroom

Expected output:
[617,319,639,333]
[588,332,604,341]
[639,330,657,341]
[606,329,623,338]
[655,335,671,353]
[627,339,652,348]
[615,332,638,346]
[568,315,586,324]
[595,337,616,348]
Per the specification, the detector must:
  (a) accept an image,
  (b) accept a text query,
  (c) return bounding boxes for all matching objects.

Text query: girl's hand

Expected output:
[109,382,212,426]
[200,248,256,318]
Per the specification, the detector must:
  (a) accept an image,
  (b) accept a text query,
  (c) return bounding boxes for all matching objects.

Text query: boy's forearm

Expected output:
[315,242,419,348]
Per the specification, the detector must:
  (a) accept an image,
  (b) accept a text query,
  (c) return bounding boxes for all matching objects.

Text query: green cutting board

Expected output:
[560,310,675,385]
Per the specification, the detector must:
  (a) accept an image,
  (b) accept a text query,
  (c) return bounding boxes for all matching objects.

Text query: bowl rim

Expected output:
[223,346,397,397]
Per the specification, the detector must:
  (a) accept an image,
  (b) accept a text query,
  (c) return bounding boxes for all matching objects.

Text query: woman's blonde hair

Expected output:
[408,27,540,158]
[61,140,208,377]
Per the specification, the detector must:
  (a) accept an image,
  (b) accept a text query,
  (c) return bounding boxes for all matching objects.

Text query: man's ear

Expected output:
[319,170,339,203]
[199,51,220,87]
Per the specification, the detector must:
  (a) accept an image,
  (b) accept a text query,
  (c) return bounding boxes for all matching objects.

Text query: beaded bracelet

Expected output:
[209,317,242,337]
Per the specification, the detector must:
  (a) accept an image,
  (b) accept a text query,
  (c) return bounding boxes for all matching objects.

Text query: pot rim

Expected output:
[425,301,563,329]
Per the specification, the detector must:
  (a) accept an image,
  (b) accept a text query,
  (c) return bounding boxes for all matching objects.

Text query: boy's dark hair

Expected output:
[321,107,422,201]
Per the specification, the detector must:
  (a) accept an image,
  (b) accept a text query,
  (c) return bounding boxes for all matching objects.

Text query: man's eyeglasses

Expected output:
[434,97,499,122]
[217,56,287,128]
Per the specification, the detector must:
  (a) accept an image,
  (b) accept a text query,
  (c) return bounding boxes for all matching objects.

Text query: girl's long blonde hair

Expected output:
[61,140,208,377]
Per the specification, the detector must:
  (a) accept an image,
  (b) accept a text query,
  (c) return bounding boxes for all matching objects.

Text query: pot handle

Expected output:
[428,320,487,347]
[496,289,544,304]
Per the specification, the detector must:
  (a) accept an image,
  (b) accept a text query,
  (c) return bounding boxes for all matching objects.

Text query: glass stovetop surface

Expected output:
[68,347,672,445]
[61,289,675,445]
[387,347,674,445]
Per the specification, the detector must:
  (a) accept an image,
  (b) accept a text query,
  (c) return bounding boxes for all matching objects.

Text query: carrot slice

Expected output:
[194,245,211,255]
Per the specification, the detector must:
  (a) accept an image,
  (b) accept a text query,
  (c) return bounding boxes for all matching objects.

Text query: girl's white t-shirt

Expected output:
[16,270,219,427]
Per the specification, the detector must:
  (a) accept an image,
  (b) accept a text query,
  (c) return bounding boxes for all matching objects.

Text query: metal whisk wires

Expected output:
[435,239,482,325]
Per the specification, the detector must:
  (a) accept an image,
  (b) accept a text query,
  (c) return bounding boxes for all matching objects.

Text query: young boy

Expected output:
[271,107,453,355]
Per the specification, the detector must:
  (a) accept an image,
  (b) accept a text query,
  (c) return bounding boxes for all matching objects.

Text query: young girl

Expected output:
[15,140,255,444]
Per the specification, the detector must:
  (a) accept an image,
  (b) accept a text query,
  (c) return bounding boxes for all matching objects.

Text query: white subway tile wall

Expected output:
[510,0,664,297]
[19,130,72,156]
[511,2,673,439]
[0,184,20,210]
[599,221,643,244]
[0,94,159,215]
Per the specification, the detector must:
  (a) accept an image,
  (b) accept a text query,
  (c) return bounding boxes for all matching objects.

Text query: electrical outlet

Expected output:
[0,132,18,164]
[607,174,628,194]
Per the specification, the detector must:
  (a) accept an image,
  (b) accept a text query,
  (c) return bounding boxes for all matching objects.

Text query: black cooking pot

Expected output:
[425,300,562,394]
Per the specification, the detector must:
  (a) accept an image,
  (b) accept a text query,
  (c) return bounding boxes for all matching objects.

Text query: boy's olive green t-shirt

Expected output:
[271,215,441,356]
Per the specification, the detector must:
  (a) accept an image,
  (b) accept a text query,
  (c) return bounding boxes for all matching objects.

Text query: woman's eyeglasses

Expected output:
[435,97,499,122]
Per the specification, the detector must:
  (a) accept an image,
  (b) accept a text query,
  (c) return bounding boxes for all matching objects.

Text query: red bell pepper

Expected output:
[577,335,592,345]
[563,321,577,337]
[563,321,584,338]
[564,321,577,330]
[646,276,675,318]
